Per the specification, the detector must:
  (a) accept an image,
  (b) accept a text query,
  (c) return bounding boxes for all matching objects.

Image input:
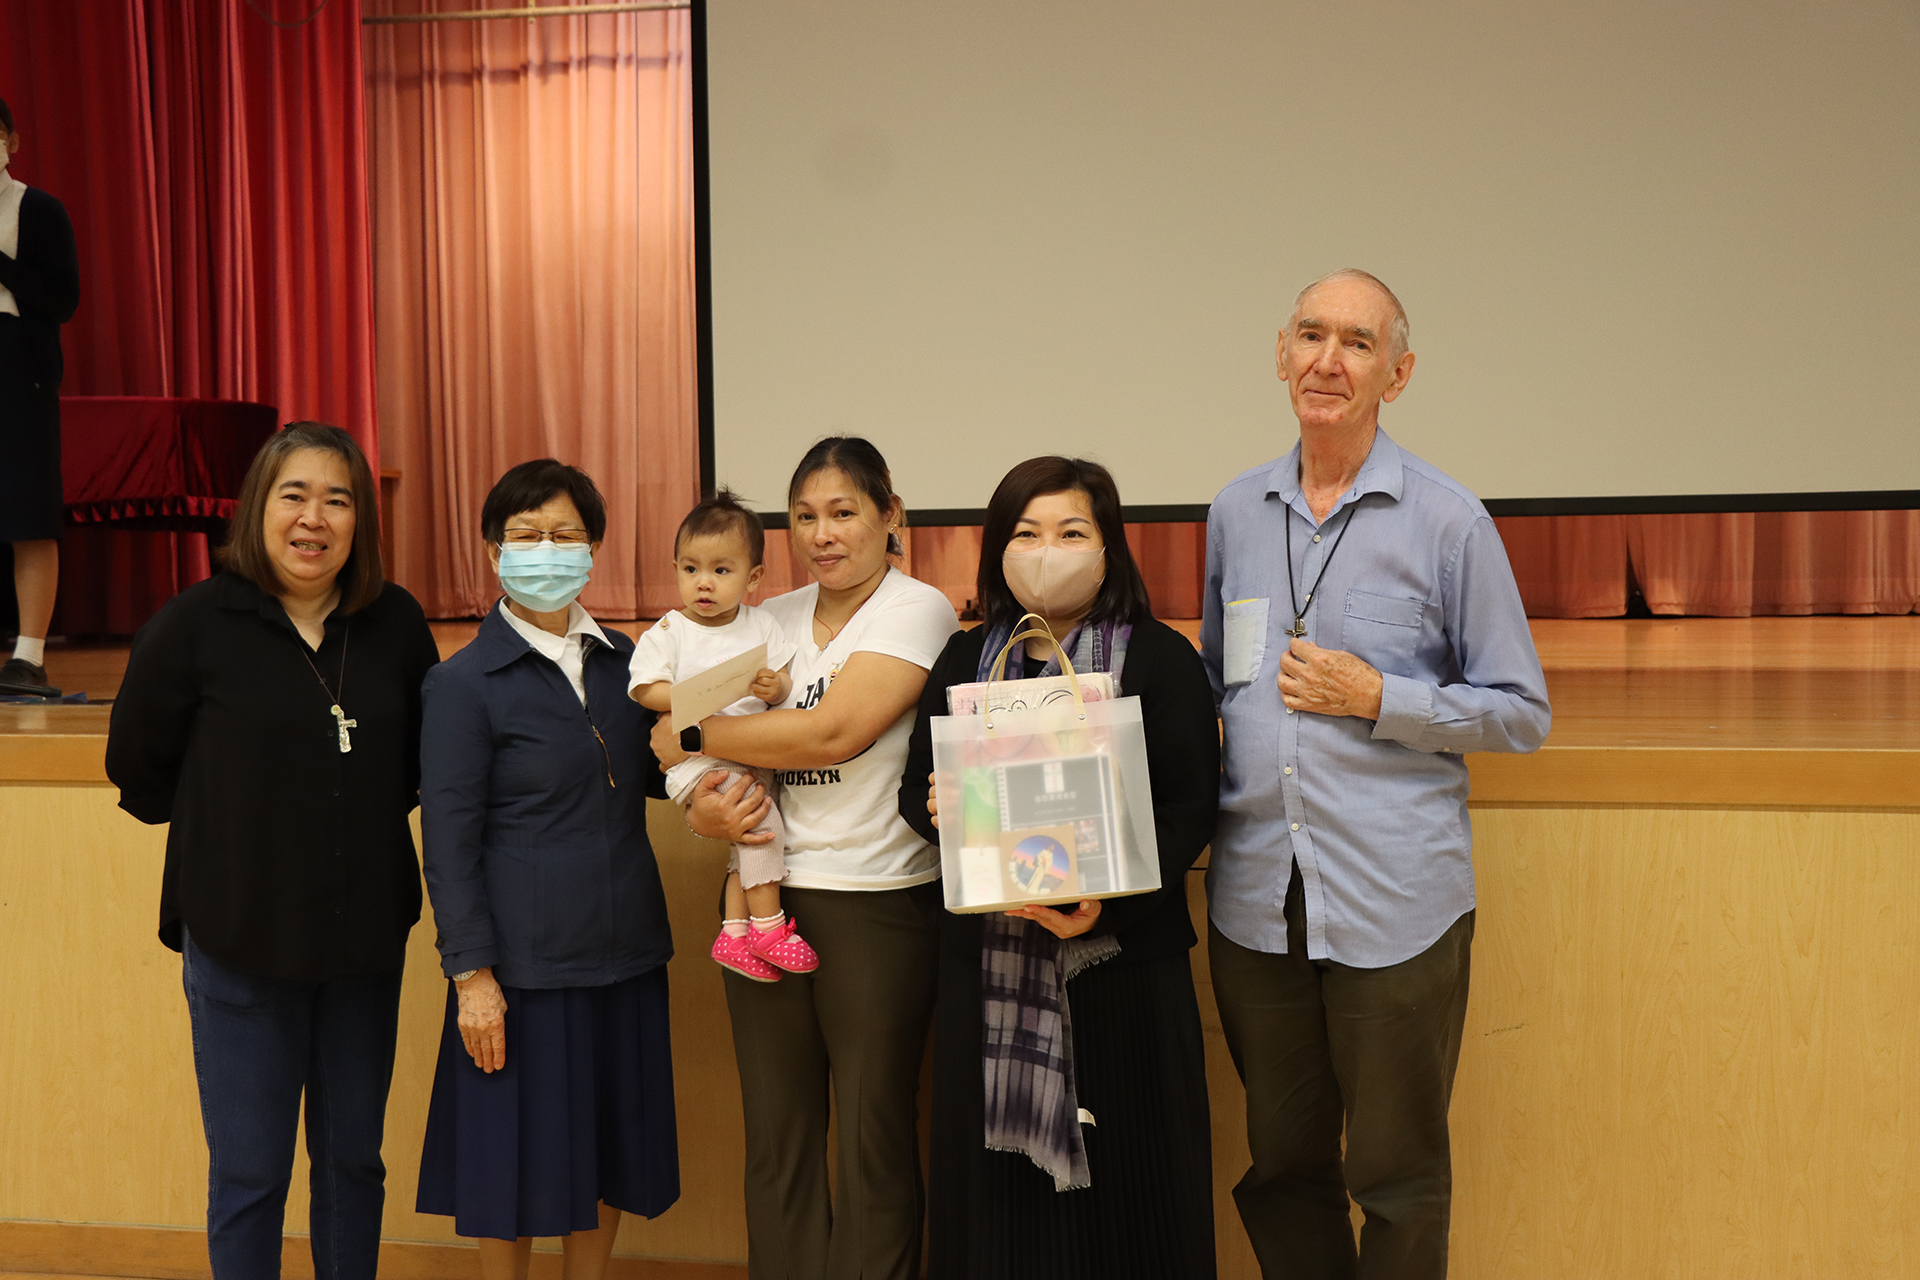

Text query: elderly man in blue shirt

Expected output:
[1201,268,1550,1280]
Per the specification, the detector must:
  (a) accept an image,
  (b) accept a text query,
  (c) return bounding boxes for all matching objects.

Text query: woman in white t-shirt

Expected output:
[650,437,959,1280]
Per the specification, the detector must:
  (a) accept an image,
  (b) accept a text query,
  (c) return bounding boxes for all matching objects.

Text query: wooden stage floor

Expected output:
[11,615,1918,752]
[6,617,1919,810]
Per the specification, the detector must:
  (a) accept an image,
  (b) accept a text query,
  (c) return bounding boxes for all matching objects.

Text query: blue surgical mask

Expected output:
[497,542,594,613]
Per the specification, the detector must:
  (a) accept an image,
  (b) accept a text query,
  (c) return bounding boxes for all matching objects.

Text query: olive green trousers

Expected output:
[722,882,941,1280]
[1209,866,1474,1280]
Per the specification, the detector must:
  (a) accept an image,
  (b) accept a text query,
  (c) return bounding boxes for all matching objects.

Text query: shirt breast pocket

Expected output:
[1222,598,1270,687]
[1341,589,1427,676]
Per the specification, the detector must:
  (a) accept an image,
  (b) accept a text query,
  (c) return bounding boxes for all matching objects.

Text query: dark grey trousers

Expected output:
[723,882,941,1280]
[1209,865,1474,1280]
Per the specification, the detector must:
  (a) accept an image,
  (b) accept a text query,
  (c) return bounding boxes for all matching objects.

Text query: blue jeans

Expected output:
[182,931,403,1279]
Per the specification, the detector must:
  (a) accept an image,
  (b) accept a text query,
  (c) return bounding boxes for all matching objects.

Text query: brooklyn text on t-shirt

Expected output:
[776,768,843,787]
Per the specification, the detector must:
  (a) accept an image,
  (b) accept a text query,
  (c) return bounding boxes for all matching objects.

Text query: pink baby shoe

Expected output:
[749,917,820,974]
[712,929,781,982]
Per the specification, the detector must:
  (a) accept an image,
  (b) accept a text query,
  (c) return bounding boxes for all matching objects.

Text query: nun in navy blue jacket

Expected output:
[415,460,678,1260]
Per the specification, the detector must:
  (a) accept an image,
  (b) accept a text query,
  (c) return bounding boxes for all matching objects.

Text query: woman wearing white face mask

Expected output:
[899,457,1222,1280]
[416,460,679,1280]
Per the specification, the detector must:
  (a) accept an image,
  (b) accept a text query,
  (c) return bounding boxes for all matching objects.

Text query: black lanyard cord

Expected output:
[1284,502,1358,638]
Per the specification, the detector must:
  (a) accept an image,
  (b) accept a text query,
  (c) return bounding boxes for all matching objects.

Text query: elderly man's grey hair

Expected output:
[1287,268,1411,362]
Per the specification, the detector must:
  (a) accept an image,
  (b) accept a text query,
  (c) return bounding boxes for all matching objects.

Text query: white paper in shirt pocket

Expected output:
[1222,598,1270,686]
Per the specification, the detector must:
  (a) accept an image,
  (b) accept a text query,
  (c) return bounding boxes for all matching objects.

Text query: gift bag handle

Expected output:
[983,612,1087,732]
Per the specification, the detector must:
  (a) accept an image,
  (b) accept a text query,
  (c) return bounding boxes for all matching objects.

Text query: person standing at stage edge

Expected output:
[1202,269,1550,1280]
[107,424,440,1279]
[0,97,80,698]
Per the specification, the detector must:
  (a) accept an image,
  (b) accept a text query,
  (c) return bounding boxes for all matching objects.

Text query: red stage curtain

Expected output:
[366,0,697,619]
[753,514,1920,623]
[0,0,380,636]
[1509,512,1920,617]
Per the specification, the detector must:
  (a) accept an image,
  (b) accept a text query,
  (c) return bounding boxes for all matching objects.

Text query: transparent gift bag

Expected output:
[931,615,1161,913]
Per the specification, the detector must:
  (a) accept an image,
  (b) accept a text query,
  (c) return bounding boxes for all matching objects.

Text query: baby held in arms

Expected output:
[628,490,817,981]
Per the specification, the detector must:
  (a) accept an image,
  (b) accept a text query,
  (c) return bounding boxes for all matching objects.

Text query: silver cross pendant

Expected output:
[1284,592,1312,639]
[330,703,359,754]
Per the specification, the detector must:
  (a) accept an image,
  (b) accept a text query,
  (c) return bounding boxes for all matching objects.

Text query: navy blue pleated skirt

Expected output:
[416,967,680,1240]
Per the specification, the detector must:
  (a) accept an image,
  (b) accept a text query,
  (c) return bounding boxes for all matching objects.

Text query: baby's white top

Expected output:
[626,604,796,716]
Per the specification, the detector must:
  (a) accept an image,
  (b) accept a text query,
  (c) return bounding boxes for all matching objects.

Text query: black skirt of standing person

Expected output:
[900,619,1222,1280]
[928,909,1216,1279]
[0,186,80,544]
[418,968,680,1239]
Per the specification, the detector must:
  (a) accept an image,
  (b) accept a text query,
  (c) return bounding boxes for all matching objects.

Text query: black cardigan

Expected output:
[0,186,81,384]
[899,617,1220,963]
[106,573,442,981]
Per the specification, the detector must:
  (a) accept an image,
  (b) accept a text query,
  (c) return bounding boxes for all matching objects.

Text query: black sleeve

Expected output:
[105,596,203,825]
[1088,622,1221,939]
[0,192,80,324]
[393,588,442,809]
[899,630,977,847]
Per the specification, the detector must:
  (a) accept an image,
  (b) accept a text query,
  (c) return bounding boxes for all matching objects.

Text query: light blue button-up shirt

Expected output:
[1201,428,1551,968]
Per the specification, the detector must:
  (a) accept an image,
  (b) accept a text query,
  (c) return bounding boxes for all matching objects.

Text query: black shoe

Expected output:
[0,658,61,698]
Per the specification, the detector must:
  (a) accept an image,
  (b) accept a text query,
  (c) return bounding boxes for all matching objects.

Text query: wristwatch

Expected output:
[451,969,479,982]
[680,722,703,754]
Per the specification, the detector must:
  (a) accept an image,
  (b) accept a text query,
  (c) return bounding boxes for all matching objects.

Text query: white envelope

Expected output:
[669,643,769,731]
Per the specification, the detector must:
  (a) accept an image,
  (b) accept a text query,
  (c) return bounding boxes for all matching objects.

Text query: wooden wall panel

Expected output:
[5,784,1919,1278]
[1448,807,1920,1279]
[0,783,749,1265]
[1191,807,1920,1280]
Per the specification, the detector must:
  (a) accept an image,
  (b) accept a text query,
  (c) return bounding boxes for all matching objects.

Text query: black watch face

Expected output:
[680,725,700,752]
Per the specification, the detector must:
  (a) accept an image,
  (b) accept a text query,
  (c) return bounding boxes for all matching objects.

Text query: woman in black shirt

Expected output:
[899,457,1220,1279]
[106,423,439,1280]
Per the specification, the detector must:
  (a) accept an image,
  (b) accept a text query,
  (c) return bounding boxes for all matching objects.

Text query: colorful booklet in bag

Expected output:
[952,746,1132,907]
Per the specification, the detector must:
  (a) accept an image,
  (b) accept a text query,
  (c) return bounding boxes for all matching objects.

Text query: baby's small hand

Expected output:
[749,668,783,701]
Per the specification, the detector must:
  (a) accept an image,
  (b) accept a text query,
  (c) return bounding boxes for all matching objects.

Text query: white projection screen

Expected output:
[702,0,1920,517]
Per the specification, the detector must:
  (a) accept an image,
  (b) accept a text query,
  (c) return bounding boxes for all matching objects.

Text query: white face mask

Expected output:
[1002,542,1106,619]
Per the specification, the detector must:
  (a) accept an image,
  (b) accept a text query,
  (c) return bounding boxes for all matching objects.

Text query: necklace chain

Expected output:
[295,622,349,703]
[1284,501,1359,638]
[293,620,357,752]
[814,571,887,644]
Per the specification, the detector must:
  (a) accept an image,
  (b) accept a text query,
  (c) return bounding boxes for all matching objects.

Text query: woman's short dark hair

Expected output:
[787,436,905,557]
[977,456,1152,628]
[0,99,14,136]
[222,422,385,614]
[480,459,608,544]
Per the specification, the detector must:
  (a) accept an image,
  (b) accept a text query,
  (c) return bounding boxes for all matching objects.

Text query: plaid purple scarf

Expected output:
[974,617,1130,1191]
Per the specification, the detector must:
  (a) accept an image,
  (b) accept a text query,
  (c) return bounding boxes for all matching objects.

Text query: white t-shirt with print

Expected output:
[628,605,797,800]
[759,568,960,890]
